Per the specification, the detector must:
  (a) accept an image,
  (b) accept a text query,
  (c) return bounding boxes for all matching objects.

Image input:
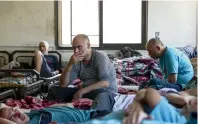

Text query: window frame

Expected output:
[56,1,148,50]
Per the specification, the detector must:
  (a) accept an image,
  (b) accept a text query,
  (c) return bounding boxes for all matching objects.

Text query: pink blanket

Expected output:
[5,96,93,110]
[72,98,93,110]
[6,96,61,109]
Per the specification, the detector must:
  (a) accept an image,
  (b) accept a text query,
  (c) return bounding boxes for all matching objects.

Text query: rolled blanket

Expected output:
[72,98,93,110]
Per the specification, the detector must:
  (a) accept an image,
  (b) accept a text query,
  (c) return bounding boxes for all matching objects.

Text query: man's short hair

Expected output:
[148,38,164,46]
[73,34,90,42]
[39,40,49,48]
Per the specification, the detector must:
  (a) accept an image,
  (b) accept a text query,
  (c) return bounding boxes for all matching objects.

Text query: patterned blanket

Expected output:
[5,96,93,110]
[113,56,163,86]
[72,56,162,94]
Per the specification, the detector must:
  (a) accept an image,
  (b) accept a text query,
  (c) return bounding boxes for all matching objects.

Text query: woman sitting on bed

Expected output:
[0,103,91,124]
[33,41,61,77]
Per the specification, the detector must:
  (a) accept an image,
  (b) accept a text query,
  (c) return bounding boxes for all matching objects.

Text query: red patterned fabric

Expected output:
[5,96,93,110]
[113,57,163,85]
[5,96,61,110]
[72,98,93,110]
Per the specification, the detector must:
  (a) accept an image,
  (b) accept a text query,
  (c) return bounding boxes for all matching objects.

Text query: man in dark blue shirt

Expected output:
[33,41,60,77]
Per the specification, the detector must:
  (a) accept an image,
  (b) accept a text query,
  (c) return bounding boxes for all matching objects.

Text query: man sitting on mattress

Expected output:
[144,38,194,91]
[33,40,61,77]
[47,34,117,114]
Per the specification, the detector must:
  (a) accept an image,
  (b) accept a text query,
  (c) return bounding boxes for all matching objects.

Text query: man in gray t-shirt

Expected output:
[47,34,117,113]
[69,49,117,93]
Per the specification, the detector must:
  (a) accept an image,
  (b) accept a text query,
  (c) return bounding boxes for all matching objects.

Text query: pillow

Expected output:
[190,47,197,58]
[177,45,195,58]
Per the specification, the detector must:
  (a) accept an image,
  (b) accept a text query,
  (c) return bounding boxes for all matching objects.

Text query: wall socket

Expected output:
[155,32,160,39]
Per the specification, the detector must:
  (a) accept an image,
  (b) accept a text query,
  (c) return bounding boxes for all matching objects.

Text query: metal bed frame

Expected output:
[10,50,63,93]
[0,69,43,99]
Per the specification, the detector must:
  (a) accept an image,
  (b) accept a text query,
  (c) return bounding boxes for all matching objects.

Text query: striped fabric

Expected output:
[177,45,197,58]
[112,56,163,86]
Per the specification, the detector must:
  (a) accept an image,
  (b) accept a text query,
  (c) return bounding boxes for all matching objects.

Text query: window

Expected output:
[57,0,148,50]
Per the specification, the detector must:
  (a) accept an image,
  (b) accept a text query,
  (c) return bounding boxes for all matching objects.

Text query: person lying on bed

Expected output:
[47,34,117,114]
[145,38,194,91]
[123,88,197,124]
[33,41,61,77]
[0,91,116,124]
[0,103,91,124]
[81,88,197,124]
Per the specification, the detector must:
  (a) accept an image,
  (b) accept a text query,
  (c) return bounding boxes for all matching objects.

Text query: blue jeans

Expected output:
[148,78,182,91]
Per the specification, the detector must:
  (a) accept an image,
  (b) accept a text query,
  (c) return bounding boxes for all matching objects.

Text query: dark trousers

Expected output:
[47,86,79,102]
[47,86,115,115]
[148,78,182,91]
